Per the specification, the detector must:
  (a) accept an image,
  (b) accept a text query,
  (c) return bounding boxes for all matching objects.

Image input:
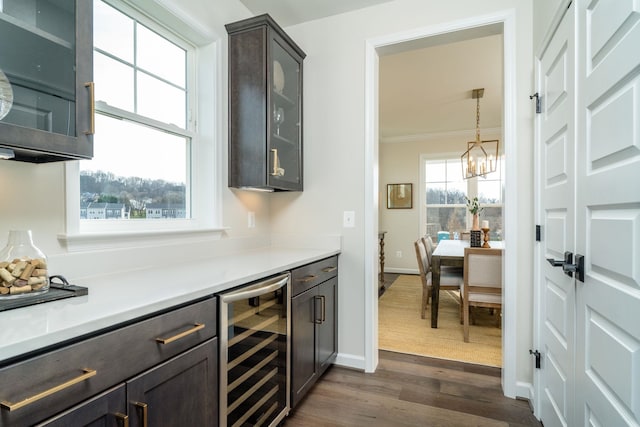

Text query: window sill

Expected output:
[58,227,230,253]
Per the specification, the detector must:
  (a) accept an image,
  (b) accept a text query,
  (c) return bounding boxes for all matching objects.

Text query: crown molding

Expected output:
[380,126,502,144]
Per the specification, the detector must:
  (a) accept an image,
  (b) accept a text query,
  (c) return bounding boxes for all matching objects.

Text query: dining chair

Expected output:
[414,239,464,319]
[421,235,434,265]
[462,247,503,342]
[422,235,463,276]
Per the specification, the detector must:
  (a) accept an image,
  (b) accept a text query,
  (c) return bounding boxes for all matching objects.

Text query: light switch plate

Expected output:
[248,212,255,228]
[343,211,355,228]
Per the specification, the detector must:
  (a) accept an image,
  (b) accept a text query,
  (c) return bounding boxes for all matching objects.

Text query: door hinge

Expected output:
[530,92,541,113]
[529,349,541,369]
[535,225,541,242]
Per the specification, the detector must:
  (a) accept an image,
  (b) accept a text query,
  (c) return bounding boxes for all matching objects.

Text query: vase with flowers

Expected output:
[466,196,483,230]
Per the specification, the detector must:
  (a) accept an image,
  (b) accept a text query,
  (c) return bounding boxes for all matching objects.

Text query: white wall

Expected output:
[274,0,535,392]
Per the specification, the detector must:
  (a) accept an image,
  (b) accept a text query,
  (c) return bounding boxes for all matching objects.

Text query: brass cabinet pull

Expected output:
[115,412,129,427]
[322,266,337,273]
[134,402,148,427]
[320,295,326,322]
[271,148,279,176]
[0,368,97,411]
[84,82,95,135]
[313,296,323,324]
[155,323,204,344]
[297,275,317,283]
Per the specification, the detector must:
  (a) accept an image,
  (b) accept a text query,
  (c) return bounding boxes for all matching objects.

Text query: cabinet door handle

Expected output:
[115,412,129,427]
[313,296,323,324]
[322,266,337,273]
[271,148,279,176]
[134,402,148,427]
[297,275,317,283]
[84,82,95,135]
[0,368,97,411]
[155,323,205,344]
[320,295,326,322]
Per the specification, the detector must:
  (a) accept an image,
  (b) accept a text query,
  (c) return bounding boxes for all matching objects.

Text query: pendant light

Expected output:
[461,88,499,179]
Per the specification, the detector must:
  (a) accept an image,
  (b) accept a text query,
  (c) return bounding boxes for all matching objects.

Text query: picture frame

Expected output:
[387,183,412,209]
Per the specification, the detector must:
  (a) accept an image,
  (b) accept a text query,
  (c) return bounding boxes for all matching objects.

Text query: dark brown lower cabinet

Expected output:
[37,339,217,427]
[37,385,127,427]
[127,339,218,427]
[1,297,218,427]
[291,275,338,408]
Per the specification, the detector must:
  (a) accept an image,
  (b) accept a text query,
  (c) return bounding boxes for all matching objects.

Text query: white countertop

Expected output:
[0,247,339,363]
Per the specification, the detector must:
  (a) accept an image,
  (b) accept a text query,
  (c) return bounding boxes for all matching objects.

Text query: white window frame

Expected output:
[60,0,224,251]
[420,153,504,237]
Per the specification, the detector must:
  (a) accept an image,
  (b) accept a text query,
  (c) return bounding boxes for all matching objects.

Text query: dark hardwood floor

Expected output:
[284,350,542,426]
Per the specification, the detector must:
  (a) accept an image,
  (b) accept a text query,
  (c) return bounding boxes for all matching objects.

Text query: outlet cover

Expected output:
[343,211,355,228]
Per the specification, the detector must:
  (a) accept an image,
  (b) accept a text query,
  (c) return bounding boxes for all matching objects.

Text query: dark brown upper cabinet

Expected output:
[226,14,305,191]
[0,0,93,163]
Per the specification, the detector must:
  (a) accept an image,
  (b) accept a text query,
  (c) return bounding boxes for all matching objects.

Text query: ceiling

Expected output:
[238,0,395,27]
[239,0,504,144]
[379,33,503,142]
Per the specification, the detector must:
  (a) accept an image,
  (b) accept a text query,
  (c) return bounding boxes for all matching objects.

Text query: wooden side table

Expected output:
[378,231,387,284]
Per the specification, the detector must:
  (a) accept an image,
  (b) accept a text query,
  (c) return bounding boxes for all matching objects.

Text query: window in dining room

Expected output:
[424,157,503,242]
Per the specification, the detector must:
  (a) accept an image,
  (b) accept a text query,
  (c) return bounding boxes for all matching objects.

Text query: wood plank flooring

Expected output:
[284,350,541,426]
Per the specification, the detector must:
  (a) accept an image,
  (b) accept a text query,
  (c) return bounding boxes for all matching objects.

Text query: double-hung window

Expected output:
[424,157,503,241]
[79,0,194,225]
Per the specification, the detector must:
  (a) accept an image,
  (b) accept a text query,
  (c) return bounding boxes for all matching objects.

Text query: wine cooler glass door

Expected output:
[219,273,290,427]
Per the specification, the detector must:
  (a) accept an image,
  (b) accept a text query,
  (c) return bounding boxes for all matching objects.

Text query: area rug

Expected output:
[378,274,502,367]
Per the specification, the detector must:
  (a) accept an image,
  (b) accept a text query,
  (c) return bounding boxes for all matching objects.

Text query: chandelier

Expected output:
[461,88,499,179]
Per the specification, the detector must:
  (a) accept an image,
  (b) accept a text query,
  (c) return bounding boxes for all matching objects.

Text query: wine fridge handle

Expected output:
[220,273,289,303]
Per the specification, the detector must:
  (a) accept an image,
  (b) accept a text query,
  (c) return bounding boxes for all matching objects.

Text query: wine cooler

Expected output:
[218,273,291,427]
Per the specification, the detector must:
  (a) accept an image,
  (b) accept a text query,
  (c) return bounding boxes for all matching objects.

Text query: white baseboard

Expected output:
[334,352,366,371]
[516,381,534,402]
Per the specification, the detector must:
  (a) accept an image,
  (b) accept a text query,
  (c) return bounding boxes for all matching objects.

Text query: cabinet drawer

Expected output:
[291,256,338,296]
[0,296,216,427]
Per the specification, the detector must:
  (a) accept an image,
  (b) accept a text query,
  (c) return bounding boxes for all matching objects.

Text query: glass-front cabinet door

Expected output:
[268,36,302,190]
[0,0,93,162]
[227,14,305,192]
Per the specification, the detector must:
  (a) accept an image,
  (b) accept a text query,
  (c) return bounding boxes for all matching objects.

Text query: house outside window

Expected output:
[79,0,194,223]
[425,158,503,242]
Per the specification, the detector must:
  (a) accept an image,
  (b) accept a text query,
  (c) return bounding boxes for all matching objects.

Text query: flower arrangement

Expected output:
[465,196,483,215]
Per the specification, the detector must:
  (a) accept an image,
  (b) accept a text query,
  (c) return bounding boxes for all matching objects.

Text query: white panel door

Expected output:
[537,4,576,426]
[575,0,640,425]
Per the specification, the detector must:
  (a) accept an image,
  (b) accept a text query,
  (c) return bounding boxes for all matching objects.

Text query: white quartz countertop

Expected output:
[0,247,339,363]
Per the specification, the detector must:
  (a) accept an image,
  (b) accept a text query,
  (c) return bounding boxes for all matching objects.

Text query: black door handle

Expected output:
[546,251,584,282]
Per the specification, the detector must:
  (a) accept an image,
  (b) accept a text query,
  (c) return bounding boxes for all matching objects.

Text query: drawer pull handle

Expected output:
[0,368,97,411]
[297,275,317,283]
[116,412,129,427]
[156,323,205,344]
[322,266,337,273]
[135,402,148,427]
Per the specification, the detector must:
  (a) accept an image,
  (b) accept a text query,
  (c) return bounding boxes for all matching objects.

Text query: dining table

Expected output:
[430,239,504,328]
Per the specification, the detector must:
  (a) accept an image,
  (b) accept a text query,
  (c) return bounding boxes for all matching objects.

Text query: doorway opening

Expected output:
[364,11,519,398]
[377,29,504,367]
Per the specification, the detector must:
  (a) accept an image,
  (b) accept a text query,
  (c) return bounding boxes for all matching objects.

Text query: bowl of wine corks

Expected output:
[0,257,49,298]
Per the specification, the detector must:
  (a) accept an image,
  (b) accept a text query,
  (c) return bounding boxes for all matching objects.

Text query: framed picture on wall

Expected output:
[387,183,412,209]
